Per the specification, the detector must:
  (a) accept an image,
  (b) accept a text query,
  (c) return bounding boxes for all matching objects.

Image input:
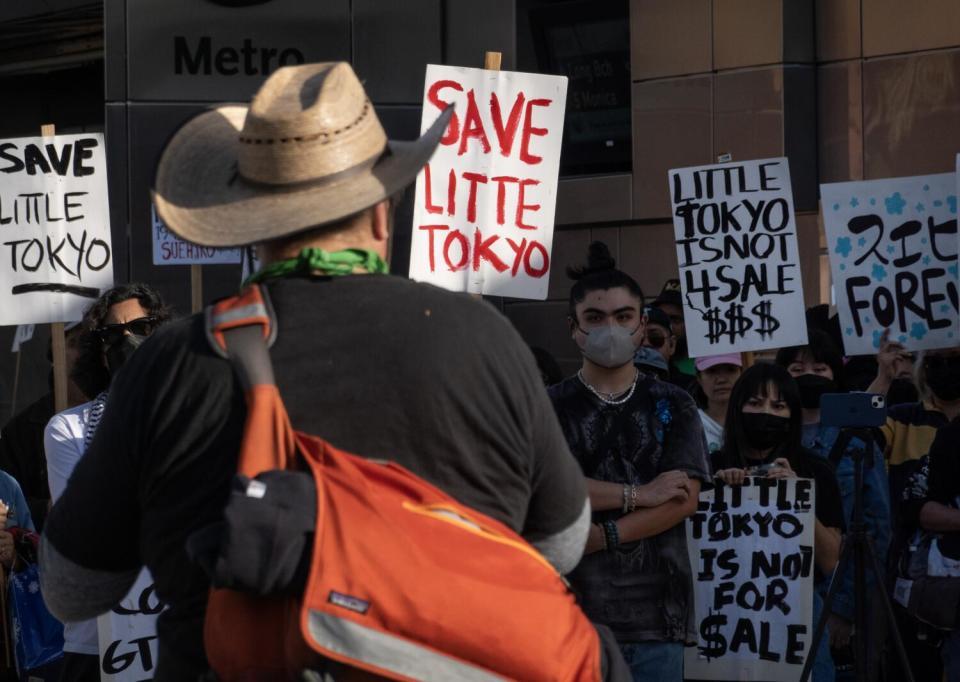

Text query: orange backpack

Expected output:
[202,285,602,681]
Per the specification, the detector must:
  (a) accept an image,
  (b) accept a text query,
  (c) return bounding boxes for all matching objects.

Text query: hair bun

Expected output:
[567,241,616,280]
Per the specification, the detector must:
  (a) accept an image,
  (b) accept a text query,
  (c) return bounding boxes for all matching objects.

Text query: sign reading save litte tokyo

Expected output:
[0,133,114,325]
[668,158,808,357]
[409,65,567,299]
[822,173,959,355]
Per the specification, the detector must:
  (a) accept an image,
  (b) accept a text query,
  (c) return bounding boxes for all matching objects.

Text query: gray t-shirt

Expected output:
[549,373,711,644]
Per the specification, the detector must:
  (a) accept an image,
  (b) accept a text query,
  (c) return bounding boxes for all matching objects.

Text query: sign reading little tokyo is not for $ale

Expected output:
[0,133,114,325]
[668,158,807,357]
[409,65,567,299]
[822,173,959,356]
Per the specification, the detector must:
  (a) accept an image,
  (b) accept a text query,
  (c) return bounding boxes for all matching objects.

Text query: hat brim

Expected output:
[153,106,452,247]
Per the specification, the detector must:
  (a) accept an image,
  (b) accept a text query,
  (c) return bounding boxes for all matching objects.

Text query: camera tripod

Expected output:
[799,427,914,682]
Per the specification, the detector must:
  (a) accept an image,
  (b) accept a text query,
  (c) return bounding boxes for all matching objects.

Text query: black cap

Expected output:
[652,279,682,308]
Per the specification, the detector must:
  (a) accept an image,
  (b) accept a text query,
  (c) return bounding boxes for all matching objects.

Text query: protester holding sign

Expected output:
[713,363,844,681]
[43,283,170,682]
[549,242,710,681]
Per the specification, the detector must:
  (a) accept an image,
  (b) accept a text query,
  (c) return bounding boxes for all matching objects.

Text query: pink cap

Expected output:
[695,353,743,372]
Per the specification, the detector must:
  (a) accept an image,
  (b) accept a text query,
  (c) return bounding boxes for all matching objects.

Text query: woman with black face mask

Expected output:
[42,283,171,682]
[776,331,891,679]
[713,363,845,682]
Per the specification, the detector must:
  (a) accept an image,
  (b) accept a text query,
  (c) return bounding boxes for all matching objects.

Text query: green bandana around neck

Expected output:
[244,247,389,285]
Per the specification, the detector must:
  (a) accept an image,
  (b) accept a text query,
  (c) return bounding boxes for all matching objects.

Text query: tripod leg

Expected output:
[800,539,853,682]
[862,533,916,682]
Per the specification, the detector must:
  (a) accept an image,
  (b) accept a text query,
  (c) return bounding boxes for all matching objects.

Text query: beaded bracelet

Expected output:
[602,520,620,550]
[621,483,630,514]
[629,484,641,511]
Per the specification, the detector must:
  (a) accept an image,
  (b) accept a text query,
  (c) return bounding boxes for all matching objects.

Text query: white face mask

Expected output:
[579,324,639,369]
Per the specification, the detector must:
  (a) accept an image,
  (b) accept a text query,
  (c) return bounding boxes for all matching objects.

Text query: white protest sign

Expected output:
[0,133,113,325]
[822,173,958,355]
[151,204,241,265]
[685,477,816,682]
[10,324,34,353]
[409,65,567,299]
[668,158,807,357]
[98,569,164,681]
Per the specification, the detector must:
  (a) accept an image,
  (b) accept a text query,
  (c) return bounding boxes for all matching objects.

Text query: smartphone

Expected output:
[820,392,886,428]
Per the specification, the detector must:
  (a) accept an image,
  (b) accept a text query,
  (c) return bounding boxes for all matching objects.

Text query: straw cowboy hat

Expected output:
[153,61,451,247]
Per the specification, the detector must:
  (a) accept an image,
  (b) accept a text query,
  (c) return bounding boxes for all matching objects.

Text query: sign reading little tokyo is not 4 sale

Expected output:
[0,133,113,325]
[668,158,807,357]
[409,65,567,299]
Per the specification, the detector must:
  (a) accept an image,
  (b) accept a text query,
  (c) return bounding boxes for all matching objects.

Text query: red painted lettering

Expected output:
[446,169,456,216]
[422,164,443,215]
[462,172,488,223]
[490,92,525,157]
[458,90,492,156]
[523,240,550,277]
[473,229,509,273]
[443,230,469,271]
[516,178,541,230]
[519,98,551,165]
[427,80,463,145]
[418,224,449,271]
[490,176,519,226]
[506,238,527,276]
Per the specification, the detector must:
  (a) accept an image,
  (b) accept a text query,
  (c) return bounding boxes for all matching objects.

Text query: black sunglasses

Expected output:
[645,330,670,349]
[96,317,158,346]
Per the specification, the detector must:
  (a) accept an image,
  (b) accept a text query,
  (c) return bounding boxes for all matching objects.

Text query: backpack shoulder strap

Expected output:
[205,284,278,391]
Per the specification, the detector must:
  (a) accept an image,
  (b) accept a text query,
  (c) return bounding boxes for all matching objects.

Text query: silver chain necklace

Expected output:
[578,368,639,405]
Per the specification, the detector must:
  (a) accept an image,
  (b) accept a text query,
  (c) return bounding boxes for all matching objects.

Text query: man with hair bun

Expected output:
[549,241,711,681]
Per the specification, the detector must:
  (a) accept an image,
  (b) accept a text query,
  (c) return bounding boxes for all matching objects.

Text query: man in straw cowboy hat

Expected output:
[39,63,596,679]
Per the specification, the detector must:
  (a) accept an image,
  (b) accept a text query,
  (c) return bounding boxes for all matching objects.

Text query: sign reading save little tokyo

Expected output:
[0,133,114,325]
[409,64,567,300]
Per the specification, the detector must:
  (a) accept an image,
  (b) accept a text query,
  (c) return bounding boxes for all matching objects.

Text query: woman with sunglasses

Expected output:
[42,283,170,682]
[713,362,844,682]
[641,306,694,391]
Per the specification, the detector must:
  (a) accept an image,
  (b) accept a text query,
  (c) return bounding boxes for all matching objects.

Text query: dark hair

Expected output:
[717,362,803,470]
[567,241,644,320]
[71,283,173,397]
[530,346,563,387]
[774,329,844,383]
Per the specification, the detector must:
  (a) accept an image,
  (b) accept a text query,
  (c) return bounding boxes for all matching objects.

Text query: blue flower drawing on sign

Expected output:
[916,203,925,212]
[924,184,930,191]
[835,237,853,258]
[943,304,952,314]
[872,263,888,281]
[911,323,928,340]
[948,195,957,214]
[923,256,932,265]
[935,200,944,208]
[870,198,876,206]
[885,192,907,215]
[858,237,867,247]
[872,330,883,349]
[950,264,959,278]
[850,197,859,208]
[833,203,840,211]
[840,263,846,271]
[886,245,896,254]
[899,335,908,344]
[846,327,854,336]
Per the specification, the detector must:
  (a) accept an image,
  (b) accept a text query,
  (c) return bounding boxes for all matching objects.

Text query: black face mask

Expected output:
[741,412,791,451]
[886,378,919,406]
[925,357,960,402]
[105,334,146,376]
[794,374,838,410]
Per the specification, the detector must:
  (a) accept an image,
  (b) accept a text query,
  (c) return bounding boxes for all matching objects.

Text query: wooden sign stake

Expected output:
[41,123,69,414]
[191,264,203,314]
